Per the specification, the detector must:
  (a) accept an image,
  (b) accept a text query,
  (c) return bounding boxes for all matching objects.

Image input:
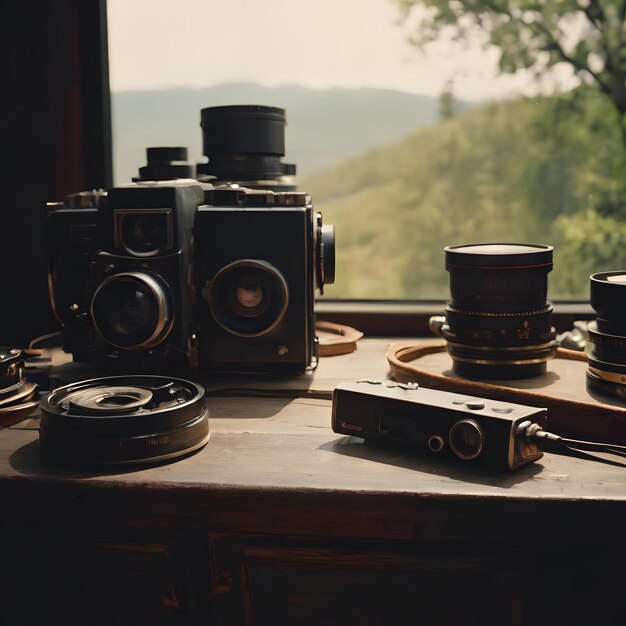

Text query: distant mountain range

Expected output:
[111,82,471,184]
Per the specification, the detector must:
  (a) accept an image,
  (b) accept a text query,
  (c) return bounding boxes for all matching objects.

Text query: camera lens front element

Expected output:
[208,260,289,337]
[449,419,484,460]
[234,276,266,315]
[91,272,173,349]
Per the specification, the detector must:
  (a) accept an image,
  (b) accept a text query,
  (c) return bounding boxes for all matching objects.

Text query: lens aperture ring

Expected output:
[444,306,554,344]
[444,338,557,366]
[587,321,626,366]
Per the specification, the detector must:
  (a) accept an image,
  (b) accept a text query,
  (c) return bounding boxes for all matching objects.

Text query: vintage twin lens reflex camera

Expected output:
[89,179,204,370]
[46,106,335,373]
[195,186,334,372]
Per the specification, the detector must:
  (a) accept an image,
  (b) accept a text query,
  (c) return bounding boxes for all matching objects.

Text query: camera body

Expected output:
[46,190,106,359]
[195,187,332,372]
[88,181,204,370]
[332,381,545,470]
[46,107,335,373]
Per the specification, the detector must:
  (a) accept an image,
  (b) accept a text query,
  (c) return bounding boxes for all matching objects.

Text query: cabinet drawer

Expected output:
[210,535,523,626]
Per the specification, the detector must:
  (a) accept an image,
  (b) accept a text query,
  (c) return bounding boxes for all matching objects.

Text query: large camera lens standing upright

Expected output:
[586,272,626,401]
[436,243,557,379]
[197,105,296,190]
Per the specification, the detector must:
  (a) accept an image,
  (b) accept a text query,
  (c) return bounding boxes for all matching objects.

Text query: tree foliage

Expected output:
[396,0,626,135]
[304,87,625,299]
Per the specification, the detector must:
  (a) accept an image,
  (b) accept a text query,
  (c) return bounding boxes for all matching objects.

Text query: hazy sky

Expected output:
[108,0,575,100]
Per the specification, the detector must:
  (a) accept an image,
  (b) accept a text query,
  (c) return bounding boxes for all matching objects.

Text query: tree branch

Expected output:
[583,0,606,26]
[540,26,612,95]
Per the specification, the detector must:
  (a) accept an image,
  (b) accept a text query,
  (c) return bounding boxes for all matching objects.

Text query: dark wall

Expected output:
[0,0,111,346]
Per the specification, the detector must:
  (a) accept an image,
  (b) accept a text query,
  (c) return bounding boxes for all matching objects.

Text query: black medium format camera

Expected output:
[195,186,334,371]
[46,105,335,373]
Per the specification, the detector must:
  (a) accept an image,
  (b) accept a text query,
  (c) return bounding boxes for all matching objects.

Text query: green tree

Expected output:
[439,80,457,120]
[396,0,626,140]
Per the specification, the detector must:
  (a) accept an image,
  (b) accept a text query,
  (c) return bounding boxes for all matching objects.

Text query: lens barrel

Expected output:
[198,105,296,185]
[438,243,557,379]
[586,272,626,400]
[91,272,173,350]
[137,147,195,181]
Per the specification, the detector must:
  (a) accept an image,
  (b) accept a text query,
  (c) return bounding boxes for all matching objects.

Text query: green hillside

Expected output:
[304,89,626,300]
[111,83,469,184]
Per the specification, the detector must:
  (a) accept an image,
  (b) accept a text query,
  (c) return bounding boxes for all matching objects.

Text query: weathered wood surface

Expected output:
[2,338,626,542]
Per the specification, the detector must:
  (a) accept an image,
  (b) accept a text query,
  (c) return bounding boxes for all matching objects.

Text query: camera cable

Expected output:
[204,387,333,400]
[518,420,626,467]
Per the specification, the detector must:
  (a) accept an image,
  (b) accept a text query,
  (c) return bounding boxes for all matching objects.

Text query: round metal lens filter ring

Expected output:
[39,375,209,466]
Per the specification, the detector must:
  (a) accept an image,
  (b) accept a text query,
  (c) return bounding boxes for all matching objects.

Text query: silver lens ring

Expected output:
[449,419,484,461]
[208,259,289,338]
[91,272,173,349]
[66,385,154,414]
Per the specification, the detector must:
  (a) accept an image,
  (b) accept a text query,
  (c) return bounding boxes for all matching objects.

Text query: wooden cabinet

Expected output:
[0,529,210,625]
[2,526,625,626]
[209,534,525,626]
[2,341,626,625]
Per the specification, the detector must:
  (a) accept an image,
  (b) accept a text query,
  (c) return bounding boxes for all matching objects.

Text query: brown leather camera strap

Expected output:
[315,321,363,356]
[385,340,626,444]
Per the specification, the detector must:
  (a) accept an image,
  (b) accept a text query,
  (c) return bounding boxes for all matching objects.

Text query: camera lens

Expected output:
[91,272,173,349]
[438,243,557,379]
[208,260,289,337]
[137,147,196,181]
[586,271,626,401]
[198,105,296,187]
[449,419,484,460]
[116,210,172,256]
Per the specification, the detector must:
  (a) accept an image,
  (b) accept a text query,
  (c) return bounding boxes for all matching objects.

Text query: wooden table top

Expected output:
[2,338,626,541]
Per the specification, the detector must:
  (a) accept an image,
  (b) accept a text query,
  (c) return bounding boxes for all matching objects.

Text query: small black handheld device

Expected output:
[332,381,546,470]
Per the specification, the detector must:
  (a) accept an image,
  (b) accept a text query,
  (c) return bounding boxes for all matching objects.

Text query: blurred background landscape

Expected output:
[109,0,626,302]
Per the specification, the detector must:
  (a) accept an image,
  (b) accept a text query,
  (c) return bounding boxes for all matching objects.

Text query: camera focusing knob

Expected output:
[386,381,419,390]
[356,379,419,391]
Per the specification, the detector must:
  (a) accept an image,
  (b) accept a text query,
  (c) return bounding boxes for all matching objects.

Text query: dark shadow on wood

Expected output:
[321,436,544,488]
